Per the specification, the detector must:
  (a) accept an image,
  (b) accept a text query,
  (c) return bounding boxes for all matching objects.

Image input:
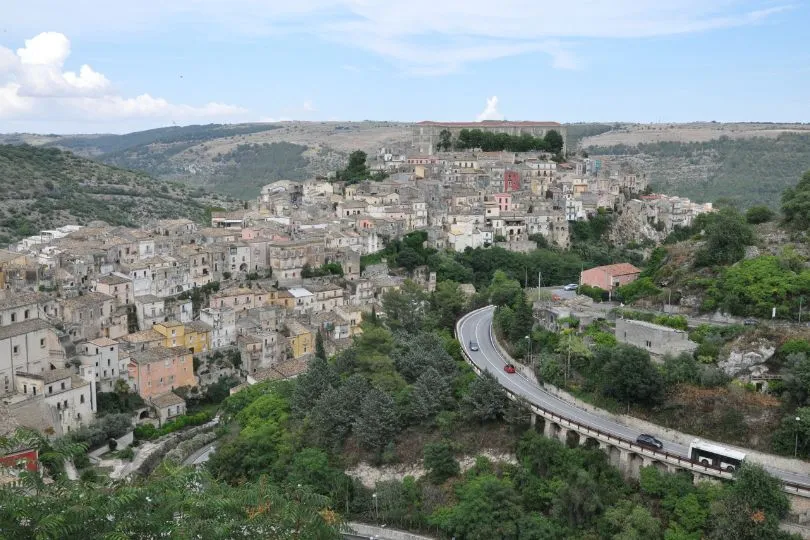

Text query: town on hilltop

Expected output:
[0,120,713,455]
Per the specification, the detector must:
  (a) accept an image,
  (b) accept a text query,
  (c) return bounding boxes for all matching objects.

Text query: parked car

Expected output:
[563,283,578,291]
[504,364,516,374]
[636,434,664,450]
[744,318,757,326]
[469,341,479,351]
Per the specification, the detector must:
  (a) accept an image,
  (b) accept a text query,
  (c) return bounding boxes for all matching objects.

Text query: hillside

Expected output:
[37,121,411,198]
[580,123,810,208]
[0,144,237,244]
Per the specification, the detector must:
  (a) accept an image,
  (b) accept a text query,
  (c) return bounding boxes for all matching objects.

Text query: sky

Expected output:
[0,0,808,133]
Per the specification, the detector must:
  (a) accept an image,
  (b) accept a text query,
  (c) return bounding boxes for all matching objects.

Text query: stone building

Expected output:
[615,318,698,357]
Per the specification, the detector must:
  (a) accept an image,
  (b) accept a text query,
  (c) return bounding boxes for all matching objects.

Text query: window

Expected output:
[60,382,65,390]
[10,313,16,322]
[23,384,27,394]
[12,345,19,355]
[80,394,85,404]
[63,400,68,409]
[40,338,45,348]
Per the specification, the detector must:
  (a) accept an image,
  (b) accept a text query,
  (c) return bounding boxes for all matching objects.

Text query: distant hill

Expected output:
[0,144,237,245]
[32,121,410,198]
[588,133,810,208]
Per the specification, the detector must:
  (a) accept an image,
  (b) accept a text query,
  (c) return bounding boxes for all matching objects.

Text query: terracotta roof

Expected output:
[588,263,641,276]
[149,391,185,408]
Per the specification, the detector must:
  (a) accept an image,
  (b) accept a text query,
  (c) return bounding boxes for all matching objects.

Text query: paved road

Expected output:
[459,306,810,488]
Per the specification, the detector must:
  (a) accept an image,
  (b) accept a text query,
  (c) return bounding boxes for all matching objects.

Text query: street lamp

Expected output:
[525,335,533,372]
[796,417,802,458]
[372,492,378,521]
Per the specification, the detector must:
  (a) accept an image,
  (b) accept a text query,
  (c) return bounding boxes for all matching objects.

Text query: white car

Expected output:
[563,283,578,291]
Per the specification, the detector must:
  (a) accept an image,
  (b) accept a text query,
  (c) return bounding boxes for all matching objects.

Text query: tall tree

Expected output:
[353,388,399,453]
[598,344,664,406]
[782,170,810,229]
[315,330,327,360]
[462,372,509,423]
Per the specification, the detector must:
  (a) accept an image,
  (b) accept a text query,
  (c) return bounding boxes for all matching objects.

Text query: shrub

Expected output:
[134,411,212,441]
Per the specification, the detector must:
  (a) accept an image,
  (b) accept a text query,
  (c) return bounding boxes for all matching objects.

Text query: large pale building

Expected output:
[412,121,567,155]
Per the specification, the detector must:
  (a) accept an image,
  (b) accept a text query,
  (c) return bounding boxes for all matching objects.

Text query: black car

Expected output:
[469,341,479,351]
[636,434,664,450]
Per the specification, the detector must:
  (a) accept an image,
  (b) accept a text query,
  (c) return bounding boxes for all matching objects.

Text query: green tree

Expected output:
[429,280,468,330]
[617,277,661,304]
[695,208,754,267]
[411,367,454,419]
[543,130,565,154]
[423,441,460,484]
[291,355,338,414]
[336,150,371,185]
[598,344,665,406]
[382,281,429,333]
[708,463,791,540]
[437,129,452,151]
[601,500,661,540]
[462,372,509,423]
[552,469,604,528]
[745,205,775,224]
[315,329,327,360]
[782,170,810,229]
[430,474,526,539]
[396,246,423,272]
[353,388,399,453]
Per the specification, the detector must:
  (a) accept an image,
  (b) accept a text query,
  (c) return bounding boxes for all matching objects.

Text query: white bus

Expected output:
[689,439,745,472]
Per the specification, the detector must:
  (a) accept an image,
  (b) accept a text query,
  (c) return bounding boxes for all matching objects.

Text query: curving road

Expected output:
[458,306,810,488]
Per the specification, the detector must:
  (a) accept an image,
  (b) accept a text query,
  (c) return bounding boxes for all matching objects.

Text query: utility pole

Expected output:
[800,297,804,324]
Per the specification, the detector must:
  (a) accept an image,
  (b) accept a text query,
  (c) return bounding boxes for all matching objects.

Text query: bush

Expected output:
[423,442,460,484]
[69,413,133,450]
[579,284,608,302]
[134,411,212,441]
[745,205,774,224]
[119,446,135,461]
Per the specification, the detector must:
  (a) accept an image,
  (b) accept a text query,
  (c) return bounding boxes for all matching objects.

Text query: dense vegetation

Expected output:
[589,133,810,208]
[208,142,309,198]
[438,128,564,154]
[0,144,232,244]
[564,122,615,150]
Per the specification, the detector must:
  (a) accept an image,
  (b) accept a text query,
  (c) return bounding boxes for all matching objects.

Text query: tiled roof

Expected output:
[149,391,185,408]
[0,319,52,341]
[588,263,641,276]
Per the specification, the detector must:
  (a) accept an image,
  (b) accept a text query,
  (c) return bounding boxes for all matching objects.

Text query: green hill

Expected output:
[0,144,236,244]
[589,133,810,208]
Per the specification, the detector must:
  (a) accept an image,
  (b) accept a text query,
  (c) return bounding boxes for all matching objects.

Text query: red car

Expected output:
[504,364,516,374]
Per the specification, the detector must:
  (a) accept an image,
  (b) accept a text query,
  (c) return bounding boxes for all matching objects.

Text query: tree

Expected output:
[315,330,327,360]
[429,280,467,330]
[543,130,565,154]
[695,208,754,267]
[600,500,660,540]
[462,372,509,423]
[396,247,423,272]
[782,170,810,230]
[598,344,665,406]
[708,463,791,540]
[411,367,454,419]
[382,281,429,333]
[291,355,338,414]
[353,388,398,453]
[437,129,452,152]
[745,205,775,224]
[661,352,700,387]
[552,469,604,528]
[430,474,525,539]
[0,465,342,539]
[336,150,371,185]
[488,270,522,307]
[423,442,460,484]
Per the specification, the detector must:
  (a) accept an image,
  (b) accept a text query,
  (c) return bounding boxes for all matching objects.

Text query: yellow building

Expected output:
[153,320,212,354]
[286,320,313,359]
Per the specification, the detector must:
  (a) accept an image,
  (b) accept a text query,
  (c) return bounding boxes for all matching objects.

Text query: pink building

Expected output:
[493,193,513,212]
[128,346,196,399]
[504,170,520,192]
[580,263,641,291]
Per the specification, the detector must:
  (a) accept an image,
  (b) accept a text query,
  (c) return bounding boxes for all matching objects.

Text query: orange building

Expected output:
[128,346,196,399]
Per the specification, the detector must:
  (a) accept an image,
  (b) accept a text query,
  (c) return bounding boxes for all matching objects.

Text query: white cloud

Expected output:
[4,1,788,75]
[0,32,247,127]
[302,100,316,112]
[476,96,504,122]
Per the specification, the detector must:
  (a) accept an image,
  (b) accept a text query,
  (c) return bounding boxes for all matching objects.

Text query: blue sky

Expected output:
[1,0,808,133]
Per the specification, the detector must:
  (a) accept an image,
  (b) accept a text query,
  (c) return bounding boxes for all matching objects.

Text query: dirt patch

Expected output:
[641,384,781,451]
[582,123,810,148]
[346,450,518,489]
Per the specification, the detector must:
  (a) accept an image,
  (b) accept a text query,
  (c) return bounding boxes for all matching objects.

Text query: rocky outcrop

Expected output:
[719,339,776,377]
